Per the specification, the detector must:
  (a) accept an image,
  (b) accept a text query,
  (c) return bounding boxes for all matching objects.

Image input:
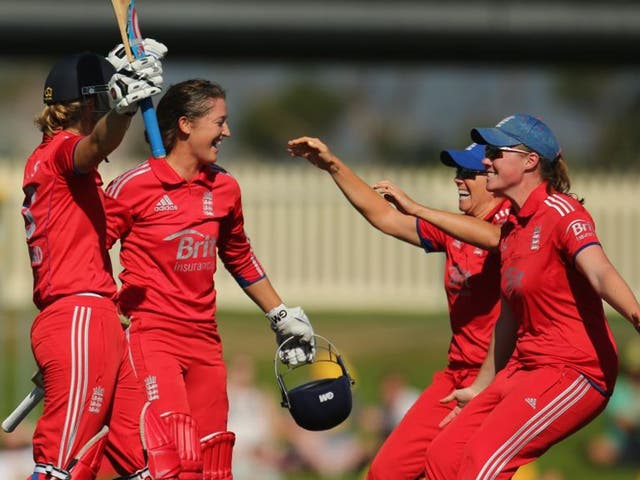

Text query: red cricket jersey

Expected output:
[22,132,116,310]
[105,157,266,322]
[417,200,510,369]
[500,182,618,392]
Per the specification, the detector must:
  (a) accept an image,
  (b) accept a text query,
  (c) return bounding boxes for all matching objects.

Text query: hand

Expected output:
[267,304,316,366]
[106,38,168,72]
[108,55,163,115]
[287,137,339,172]
[373,180,421,216]
[437,385,480,428]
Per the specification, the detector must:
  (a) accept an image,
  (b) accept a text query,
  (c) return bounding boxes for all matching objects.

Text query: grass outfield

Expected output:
[217,309,640,480]
[1,308,638,479]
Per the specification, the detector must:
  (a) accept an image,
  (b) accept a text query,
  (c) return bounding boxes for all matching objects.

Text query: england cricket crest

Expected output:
[203,192,214,216]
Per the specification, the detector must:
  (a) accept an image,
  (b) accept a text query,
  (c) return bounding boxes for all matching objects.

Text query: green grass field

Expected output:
[1,308,638,479]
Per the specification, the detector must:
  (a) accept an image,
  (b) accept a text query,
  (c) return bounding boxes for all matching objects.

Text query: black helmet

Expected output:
[275,334,355,431]
[43,53,115,105]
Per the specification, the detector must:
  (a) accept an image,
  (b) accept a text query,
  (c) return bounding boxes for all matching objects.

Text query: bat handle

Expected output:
[2,386,45,433]
[140,98,165,158]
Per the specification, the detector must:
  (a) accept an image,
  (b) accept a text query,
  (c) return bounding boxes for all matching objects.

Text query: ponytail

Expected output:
[539,155,584,204]
[34,101,83,136]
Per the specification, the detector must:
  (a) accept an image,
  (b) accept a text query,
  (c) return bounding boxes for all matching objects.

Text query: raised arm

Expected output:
[74,42,165,173]
[288,137,419,246]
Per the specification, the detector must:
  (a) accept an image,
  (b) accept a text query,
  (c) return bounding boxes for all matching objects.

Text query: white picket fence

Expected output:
[1,159,639,313]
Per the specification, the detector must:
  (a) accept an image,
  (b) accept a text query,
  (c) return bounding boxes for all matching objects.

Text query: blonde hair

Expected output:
[34,101,83,136]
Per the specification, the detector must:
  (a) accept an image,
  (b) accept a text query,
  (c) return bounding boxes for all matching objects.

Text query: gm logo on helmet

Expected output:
[318,391,334,403]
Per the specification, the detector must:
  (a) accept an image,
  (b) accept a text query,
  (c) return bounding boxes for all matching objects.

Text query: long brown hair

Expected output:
[34,101,83,136]
[539,153,584,204]
[156,79,227,153]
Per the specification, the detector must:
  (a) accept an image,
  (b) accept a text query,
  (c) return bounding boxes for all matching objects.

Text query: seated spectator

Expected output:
[227,354,286,480]
[587,336,640,467]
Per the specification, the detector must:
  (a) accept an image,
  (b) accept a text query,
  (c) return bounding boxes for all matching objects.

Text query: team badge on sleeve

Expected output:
[566,218,596,242]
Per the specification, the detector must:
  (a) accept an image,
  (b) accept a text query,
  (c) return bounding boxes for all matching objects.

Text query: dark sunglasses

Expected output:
[455,167,487,180]
[485,145,531,160]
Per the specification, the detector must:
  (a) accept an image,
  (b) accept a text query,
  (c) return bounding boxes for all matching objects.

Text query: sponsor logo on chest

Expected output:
[164,228,217,272]
[503,266,524,295]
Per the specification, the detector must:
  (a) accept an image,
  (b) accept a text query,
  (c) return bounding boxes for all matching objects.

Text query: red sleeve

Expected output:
[50,134,83,176]
[218,194,266,287]
[555,208,601,262]
[416,217,448,253]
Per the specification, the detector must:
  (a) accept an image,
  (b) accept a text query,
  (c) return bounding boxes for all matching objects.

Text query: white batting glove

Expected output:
[106,38,168,72]
[108,56,163,115]
[267,304,316,366]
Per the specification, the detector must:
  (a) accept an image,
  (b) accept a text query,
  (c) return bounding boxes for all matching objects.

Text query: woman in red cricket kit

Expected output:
[105,79,315,480]
[23,45,179,479]
[287,136,510,479]
[422,114,640,479]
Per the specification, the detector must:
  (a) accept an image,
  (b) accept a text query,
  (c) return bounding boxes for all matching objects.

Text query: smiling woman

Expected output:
[424,114,640,480]
[103,78,317,480]
[286,136,510,480]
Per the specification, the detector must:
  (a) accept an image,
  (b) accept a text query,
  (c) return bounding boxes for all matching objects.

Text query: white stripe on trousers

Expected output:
[476,375,591,480]
[58,305,91,468]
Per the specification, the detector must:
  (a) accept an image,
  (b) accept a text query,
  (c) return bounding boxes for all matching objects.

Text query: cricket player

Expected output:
[104,79,315,480]
[287,137,510,479]
[23,44,180,479]
[424,114,640,479]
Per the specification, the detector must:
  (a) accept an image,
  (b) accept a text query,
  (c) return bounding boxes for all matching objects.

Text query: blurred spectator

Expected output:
[587,337,640,468]
[0,422,34,479]
[377,372,420,438]
[227,354,285,480]
[283,415,370,478]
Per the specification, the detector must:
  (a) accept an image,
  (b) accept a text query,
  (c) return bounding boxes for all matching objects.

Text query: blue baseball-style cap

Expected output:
[440,143,486,170]
[470,114,561,162]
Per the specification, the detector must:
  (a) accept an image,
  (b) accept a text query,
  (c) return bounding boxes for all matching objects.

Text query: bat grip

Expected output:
[140,98,165,158]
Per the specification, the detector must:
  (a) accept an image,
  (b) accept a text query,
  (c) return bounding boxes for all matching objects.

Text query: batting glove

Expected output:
[108,56,163,115]
[106,38,168,72]
[267,304,316,366]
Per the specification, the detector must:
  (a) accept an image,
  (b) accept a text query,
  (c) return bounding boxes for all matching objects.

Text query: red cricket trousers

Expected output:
[367,367,479,480]
[31,295,148,475]
[127,316,229,438]
[425,364,609,480]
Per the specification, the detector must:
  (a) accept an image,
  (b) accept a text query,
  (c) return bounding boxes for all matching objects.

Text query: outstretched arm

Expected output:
[374,180,501,250]
[288,136,420,246]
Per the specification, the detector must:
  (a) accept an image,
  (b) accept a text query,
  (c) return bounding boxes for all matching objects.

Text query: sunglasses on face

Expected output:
[455,167,488,180]
[485,145,531,160]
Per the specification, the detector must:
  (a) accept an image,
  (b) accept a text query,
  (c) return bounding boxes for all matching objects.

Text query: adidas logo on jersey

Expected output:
[524,397,537,409]
[154,194,178,212]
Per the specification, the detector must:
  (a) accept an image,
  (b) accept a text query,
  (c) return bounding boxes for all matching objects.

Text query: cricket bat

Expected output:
[110,0,166,158]
[2,371,44,433]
